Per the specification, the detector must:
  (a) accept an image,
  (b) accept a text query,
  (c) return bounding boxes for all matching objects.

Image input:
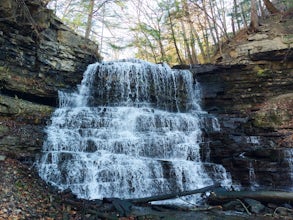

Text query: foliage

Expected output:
[45,0,292,64]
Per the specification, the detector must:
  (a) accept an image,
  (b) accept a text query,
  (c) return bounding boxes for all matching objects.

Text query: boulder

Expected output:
[244,198,265,214]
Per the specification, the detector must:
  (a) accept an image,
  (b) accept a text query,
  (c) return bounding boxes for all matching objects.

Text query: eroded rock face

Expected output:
[205,15,293,189]
[253,93,293,132]
[214,17,293,65]
[0,0,100,158]
[0,0,101,106]
[0,94,53,157]
[194,64,293,190]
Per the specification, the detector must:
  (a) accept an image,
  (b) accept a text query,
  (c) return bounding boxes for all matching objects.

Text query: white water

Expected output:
[38,59,231,203]
[248,161,259,190]
[284,149,293,189]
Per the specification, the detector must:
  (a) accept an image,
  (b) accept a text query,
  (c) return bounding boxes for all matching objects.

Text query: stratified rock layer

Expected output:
[213,16,293,65]
[194,63,293,189]
[197,14,293,189]
[0,0,100,106]
[0,0,100,158]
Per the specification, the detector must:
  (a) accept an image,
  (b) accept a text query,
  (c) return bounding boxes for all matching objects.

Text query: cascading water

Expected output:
[284,149,293,190]
[248,161,259,190]
[38,59,231,204]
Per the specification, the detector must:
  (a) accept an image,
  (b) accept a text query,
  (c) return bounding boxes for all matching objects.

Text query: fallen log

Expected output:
[127,183,221,204]
[209,190,293,205]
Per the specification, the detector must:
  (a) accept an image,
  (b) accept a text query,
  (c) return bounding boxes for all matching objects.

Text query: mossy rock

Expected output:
[253,93,293,129]
[0,94,53,118]
[0,124,9,135]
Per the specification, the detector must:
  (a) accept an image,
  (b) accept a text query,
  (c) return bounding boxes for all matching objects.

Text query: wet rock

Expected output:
[274,207,293,217]
[0,155,6,161]
[196,62,293,189]
[222,200,244,212]
[0,125,9,135]
[244,198,265,214]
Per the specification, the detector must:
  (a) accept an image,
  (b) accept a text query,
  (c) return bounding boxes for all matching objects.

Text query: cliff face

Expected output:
[213,16,293,66]
[195,64,293,189]
[194,15,293,189]
[0,0,100,159]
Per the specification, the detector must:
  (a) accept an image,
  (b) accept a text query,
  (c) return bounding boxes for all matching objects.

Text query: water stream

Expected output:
[248,161,259,190]
[38,59,231,203]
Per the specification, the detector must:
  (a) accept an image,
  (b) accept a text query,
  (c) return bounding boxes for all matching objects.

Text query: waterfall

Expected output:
[38,59,231,204]
[248,161,259,190]
[284,149,293,190]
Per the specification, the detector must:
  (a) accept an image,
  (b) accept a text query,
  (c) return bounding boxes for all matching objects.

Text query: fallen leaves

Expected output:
[0,158,82,220]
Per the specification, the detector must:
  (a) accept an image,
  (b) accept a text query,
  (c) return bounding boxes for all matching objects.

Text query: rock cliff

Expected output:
[0,0,100,159]
[194,15,293,189]
[213,15,293,66]
[195,64,293,189]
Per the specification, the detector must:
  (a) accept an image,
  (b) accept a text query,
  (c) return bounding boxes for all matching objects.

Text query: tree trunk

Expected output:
[214,0,230,40]
[206,0,222,55]
[184,0,207,62]
[231,16,236,36]
[249,0,259,32]
[202,0,217,47]
[240,3,248,28]
[168,10,183,64]
[61,0,74,20]
[258,0,266,17]
[199,21,211,62]
[180,20,193,64]
[85,0,95,39]
[263,0,281,14]
[233,0,241,31]
[209,190,293,205]
[190,36,199,64]
[128,183,221,204]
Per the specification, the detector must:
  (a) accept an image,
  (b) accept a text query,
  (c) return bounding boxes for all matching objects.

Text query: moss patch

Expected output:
[252,66,272,77]
[253,93,293,129]
[0,94,53,118]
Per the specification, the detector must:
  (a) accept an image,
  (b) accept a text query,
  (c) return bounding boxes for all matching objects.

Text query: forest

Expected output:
[42,0,292,64]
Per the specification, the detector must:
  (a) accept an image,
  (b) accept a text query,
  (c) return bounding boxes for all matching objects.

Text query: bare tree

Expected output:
[263,0,281,14]
[85,0,95,39]
[182,0,208,62]
[168,13,183,64]
[249,0,259,32]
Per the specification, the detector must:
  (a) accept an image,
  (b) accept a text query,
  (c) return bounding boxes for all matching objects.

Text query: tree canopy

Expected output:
[45,0,292,64]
